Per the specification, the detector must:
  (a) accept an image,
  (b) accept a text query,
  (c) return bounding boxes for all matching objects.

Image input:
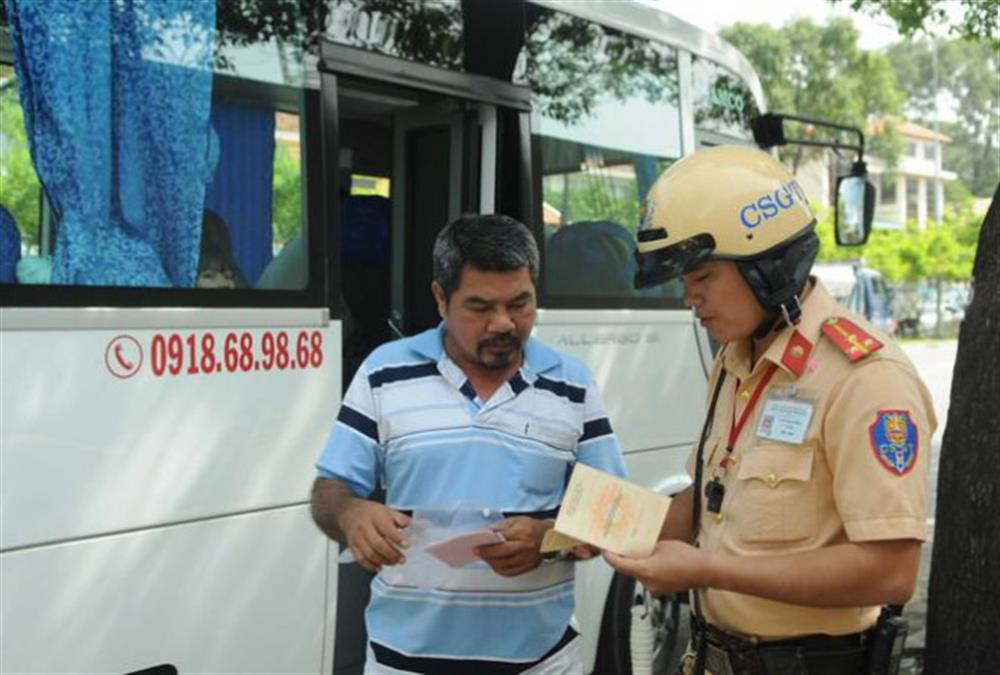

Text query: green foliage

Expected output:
[815,203,980,283]
[544,173,640,233]
[833,0,999,49]
[886,39,1000,197]
[0,68,42,250]
[720,18,905,168]
[944,178,974,207]
[866,118,905,170]
[271,143,301,247]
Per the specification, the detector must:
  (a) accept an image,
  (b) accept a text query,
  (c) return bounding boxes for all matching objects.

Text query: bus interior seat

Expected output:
[544,220,636,297]
[256,232,306,290]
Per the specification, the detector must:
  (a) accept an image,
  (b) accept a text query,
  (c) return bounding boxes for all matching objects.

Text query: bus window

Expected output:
[521,8,684,306]
[198,101,308,291]
[1,9,319,300]
[0,81,307,292]
[692,56,760,139]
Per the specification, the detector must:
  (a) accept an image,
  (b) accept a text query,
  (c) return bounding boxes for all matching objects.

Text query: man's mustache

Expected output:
[480,334,520,350]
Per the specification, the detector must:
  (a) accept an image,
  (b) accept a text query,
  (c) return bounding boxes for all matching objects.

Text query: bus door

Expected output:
[391,99,467,336]
[318,41,532,675]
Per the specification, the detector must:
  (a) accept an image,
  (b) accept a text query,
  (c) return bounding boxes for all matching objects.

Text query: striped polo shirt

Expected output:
[316,323,626,665]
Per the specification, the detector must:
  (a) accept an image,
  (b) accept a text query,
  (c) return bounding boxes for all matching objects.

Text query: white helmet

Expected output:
[634,145,818,326]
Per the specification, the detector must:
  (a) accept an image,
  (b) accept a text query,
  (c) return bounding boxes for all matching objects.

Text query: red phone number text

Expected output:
[150,330,324,377]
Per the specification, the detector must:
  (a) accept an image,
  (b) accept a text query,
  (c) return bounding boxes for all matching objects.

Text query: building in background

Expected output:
[796,118,957,229]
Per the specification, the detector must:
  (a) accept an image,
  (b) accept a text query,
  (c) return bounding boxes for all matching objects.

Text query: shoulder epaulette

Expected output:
[821,316,883,362]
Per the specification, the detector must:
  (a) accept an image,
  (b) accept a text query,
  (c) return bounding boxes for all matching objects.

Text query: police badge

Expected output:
[869,410,919,476]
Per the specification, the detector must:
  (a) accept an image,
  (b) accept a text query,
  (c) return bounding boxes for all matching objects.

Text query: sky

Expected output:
[639,0,907,50]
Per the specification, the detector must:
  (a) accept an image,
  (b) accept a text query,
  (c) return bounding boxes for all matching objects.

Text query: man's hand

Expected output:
[603,540,709,596]
[476,517,552,576]
[571,544,600,560]
[340,500,411,573]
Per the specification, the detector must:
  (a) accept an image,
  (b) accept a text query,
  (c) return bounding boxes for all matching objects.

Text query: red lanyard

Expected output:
[720,362,778,469]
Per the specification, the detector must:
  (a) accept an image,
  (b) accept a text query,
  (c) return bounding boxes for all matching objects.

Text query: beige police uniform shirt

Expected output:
[685,279,936,639]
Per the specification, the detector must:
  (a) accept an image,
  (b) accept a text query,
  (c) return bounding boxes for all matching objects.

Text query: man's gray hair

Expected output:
[432,214,540,299]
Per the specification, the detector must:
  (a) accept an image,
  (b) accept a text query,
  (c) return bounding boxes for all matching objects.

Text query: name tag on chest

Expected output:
[756,397,814,445]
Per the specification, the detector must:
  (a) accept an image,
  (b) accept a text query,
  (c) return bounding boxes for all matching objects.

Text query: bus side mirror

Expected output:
[835,162,875,246]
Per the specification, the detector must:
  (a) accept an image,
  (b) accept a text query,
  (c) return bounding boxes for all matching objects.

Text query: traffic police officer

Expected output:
[605,146,935,674]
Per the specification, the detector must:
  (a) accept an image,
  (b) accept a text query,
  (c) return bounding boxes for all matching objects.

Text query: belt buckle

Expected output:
[704,642,736,675]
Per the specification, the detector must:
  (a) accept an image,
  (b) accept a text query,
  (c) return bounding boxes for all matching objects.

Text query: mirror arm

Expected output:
[752,112,865,164]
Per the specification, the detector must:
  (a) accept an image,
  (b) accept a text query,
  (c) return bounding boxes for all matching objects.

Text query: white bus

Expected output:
[0,2,766,673]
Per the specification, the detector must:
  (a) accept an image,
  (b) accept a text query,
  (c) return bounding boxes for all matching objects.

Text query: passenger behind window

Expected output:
[197,209,248,289]
[544,220,636,297]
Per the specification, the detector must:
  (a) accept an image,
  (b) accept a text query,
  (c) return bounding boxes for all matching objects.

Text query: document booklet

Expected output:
[549,463,670,557]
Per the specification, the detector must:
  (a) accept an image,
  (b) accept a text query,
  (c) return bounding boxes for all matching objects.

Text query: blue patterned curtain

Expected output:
[204,101,276,287]
[6,0,216,286]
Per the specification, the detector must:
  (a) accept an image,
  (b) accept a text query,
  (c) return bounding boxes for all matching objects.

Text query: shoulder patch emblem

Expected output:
[869,410,919,476]
[821,317,883,362]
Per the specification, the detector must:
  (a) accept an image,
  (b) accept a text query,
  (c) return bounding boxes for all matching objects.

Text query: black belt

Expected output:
[397,507,560,520]
[695,621,869,675]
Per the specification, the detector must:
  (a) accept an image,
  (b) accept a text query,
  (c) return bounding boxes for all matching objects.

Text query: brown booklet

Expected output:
[541,463,671,558]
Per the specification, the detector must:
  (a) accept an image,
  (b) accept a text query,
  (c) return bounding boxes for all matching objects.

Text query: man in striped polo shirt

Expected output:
[311,214,626,674]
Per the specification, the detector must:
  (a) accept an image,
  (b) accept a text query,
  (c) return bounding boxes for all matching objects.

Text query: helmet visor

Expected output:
[634,233,716,289]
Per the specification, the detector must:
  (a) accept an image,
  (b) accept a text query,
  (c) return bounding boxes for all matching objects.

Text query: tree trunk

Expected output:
[924,183,1000,674]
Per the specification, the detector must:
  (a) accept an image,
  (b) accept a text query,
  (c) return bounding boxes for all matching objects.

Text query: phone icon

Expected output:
[105,335,143,379]
[114,343,135,370]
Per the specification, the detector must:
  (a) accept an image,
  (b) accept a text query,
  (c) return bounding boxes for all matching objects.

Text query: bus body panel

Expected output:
[0,505,331,674]
[1,313,340,549]
[534,309,709,456]
[0,313,341,673]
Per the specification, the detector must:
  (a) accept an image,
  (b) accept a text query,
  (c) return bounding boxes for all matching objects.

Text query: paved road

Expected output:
[899,338,958,649]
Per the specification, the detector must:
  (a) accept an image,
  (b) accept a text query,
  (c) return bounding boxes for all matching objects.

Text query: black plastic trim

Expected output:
[319,43,532,112]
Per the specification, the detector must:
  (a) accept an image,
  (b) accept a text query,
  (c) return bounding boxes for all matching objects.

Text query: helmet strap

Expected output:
[751,294,802,340]
[751,315,780,340]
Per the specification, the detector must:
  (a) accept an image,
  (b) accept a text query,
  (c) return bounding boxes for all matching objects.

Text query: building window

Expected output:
[906,178,919,222]
[925,142,937,161]
[880,175,897,205]
[926,181,937,221]
[907,141,920,158]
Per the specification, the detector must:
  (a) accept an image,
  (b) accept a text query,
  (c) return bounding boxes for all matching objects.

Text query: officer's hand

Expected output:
[340,500,411,573]
[603,540,708,596]
[476,517,551,576]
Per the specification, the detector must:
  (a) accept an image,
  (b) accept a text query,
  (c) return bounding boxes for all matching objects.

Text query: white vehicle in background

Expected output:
[1,2,776,673]
[813,261,897,336]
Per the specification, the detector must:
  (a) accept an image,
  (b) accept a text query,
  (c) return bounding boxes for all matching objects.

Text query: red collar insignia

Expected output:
[779,330,813,377]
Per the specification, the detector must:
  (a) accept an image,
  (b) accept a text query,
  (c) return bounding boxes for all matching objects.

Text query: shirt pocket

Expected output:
[516,449,572,497]
[736,443,817,544]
